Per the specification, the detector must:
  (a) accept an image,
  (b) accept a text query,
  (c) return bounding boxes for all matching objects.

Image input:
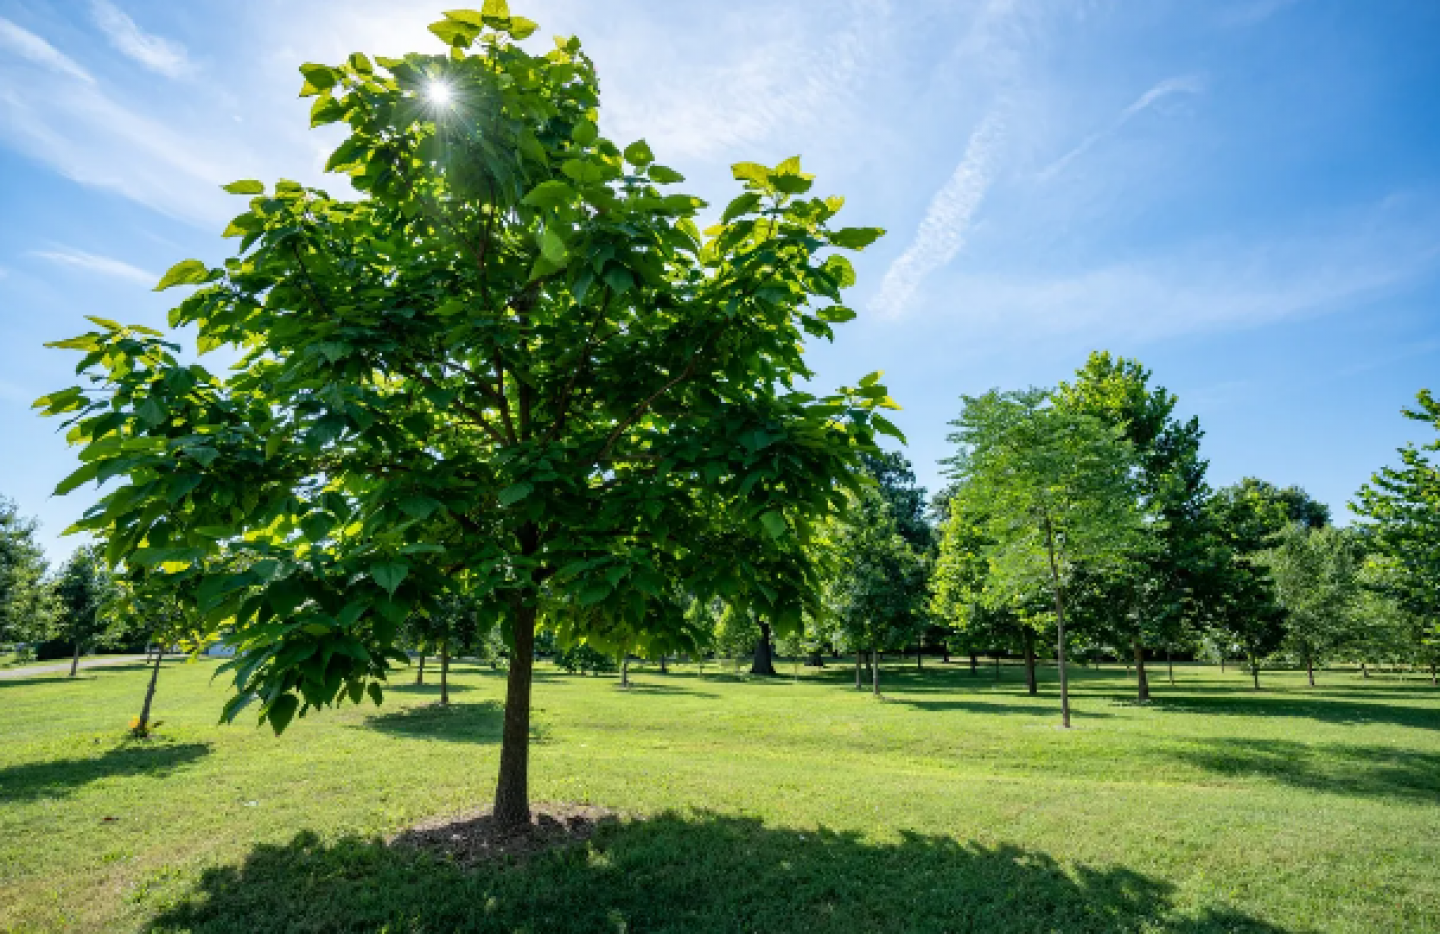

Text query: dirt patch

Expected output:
[391,803,621,865]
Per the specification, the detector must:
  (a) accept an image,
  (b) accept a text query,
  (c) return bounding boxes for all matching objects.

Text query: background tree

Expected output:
[1267,524,1361,685]
[110,574,211,736]
[944,388,1143,727]
[1202,484,1286,689]
[39,8,894,828]
[1353,389,1440,684]
[51,545,117,676]
[0,496,52,650]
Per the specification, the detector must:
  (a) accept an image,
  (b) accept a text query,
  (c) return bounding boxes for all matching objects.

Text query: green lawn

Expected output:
[1,656,1436,933]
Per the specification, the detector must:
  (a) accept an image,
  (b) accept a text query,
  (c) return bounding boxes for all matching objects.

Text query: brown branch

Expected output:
[595,359,696,464]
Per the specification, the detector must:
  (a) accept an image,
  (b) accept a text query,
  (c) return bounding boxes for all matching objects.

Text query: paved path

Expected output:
[0,655,160,680]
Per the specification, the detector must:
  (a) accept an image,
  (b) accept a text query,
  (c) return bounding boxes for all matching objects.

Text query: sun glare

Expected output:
[426,81,454,107]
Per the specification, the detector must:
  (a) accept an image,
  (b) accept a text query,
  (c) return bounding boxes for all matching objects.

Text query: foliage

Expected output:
[37,7,893,821]
[1202,484,1287,685]
[1267,524,1362,679]
[0,496,52,645]
[50,545,117,660]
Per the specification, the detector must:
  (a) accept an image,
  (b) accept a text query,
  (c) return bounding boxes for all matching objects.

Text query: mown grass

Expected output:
[1,656,1437,932]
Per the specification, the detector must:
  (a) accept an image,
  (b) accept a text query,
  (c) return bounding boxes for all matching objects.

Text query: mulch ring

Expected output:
[390,803,622,866]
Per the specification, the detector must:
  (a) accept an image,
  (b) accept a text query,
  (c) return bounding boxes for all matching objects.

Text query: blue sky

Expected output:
[1,0,1437,559]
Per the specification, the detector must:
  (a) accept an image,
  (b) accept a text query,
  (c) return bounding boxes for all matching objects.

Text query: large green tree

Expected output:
[37,7,894,827]
[51,545,117,677]
[0,497,52,647]
[943,388,1142,727]
[1267,524,1362,685]
[1202,484,1287,689]
[1353,389,1440,681]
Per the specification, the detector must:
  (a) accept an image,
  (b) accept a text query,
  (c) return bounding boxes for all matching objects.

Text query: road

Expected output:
[0,655,170,680]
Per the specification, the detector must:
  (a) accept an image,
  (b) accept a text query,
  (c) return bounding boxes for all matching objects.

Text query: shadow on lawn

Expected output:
[0,741,211,803]
[1177,738,1440,802]
[387,681,478,697]
[146,811,1290,934]
[362,701,547,745]
[1148,694,1438,731]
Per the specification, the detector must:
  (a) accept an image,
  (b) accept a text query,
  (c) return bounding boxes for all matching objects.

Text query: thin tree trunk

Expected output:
[440,645,451,706]
[135,646,163,733]
[1431,662,1436,686]
[1220,655,1226,673]
[1306,655,1315,687]
[1167,648,1175,686]
[659,654,668,674]
[969,651,978,676]
[1134,637,1150,703]
[1361,661,1368,679]
[493,597,538,829]
[871,647,880,696]
[1250,655,1261,690]
[620,654,630,688]
[942,645,950,663]
[750,622,777,676]
[994,653,1001,681]
[855,650,863,689]
[917,644,923,671]
[69,641,81,678]
[1042,516,1072,729]
[1023,628,1038,696]
[415,653,426,685]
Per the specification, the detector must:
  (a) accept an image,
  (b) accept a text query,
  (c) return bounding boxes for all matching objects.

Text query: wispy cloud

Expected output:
[30,247,154,286]
[1037,75,1205,181]
[90,0,191,78]
[0,17,93,84]
[870,109,1006,316]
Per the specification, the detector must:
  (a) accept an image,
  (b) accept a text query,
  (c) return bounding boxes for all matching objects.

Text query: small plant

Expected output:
[128,717,162,739]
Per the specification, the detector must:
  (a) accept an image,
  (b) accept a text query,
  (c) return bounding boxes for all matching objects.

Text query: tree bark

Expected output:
[1431,662,1436,687]
[439,645,451,706]
[493,597,538,830]
[942,645,951,663]
[855,650,863,689]
[620,654,631,688]
[750,621,777,676]
[916,643,923,671]
[1306,655,1315,687]
[1134,637,1150,703]
[1250,655,1261,691]
[135,646,163,733]
[994,654,1001,682]
[415,653,426,686]
[1361,661,1369,679]
[871,647,880,696]
[69,641,81,678]
[1023,628,1038,696]
[969,651,978,676]
[1220,655,1226,673]
[1167,648,1175,686]
[659,654,668,674]
[1042,516,1072,729]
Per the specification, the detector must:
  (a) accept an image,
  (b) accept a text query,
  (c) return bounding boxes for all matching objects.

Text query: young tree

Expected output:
[944,389,1142,727]
[1353,389,1440,685]
[1055,352,1211,702]
[110,574,210,736]
[38,8,893,827]
[51,546,117,676]
[1268,524,1361,685]
[1202,484,1287,689]
[0,497,52,648]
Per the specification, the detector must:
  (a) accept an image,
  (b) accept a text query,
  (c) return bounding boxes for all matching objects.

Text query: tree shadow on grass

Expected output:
[362,701,546,745]
[890,697,1114,719]
[0,741,211,804]
[1148,694,1439,731]
[614,682,720,698]
[387,682,478,697]
[1175,738,1440,803]
[0,675,76,689]
[146,810,1291,934]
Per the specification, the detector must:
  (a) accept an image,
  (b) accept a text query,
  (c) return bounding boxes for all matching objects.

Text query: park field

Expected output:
[1,656,1437,933]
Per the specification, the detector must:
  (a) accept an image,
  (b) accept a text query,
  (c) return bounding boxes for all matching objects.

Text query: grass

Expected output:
[1,657,1437,933]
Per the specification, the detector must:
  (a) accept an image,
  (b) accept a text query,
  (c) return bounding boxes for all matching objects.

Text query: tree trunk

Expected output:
[808,649,825,668]
[620,654,631,688]
[1023,628,1038,696]
[1361,661,1369,679]
[1306,655,1315,687]
[440,645,451,706]
[1042,517,1072,729]
[855,650,863,689]
[750,621,777,676]
[871,647,880,696]
[1220,655,1226,673]
[916,644,923,671]
[994,654,1001,681]
[1431,662,1436,687]
[415,653,426,686]
[1250,655,1261,691]
[1133,637,1150,703]
[969,651,978,676]
[135,646,163,733]
[69,641,81,678]
[659,654,668,674]
[942,645,950,663]
[1167,648,1175,686]
[493,598,537,830]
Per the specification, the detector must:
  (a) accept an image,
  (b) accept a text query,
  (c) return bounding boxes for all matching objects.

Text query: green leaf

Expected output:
[602,266,634,296]
[367,682,384,706]
[155,259,209,291]
[646,165,684,184]
[818,305,857,323]
[722,192,762,224]
[265,694,300,734]
[348,52,373,75]
[507,15,539,38]
[872,414,907,444]
[301,512,335,541]
[223,180,264,195]
[859,371,883,389]
[760,510,788,539]
[732,162,770,185]
[538,228,568,265]
[398,495,441,520]
[429,19,481,47]
[572,120,598,146]
[579,582,611,606]
[521,180,576,210]
[623,139,654,166]
[54,461,99,496]
[498,482,533,506]
[481,0,511,17]
[310,95,347,127]
[371,561,410,595]
[136,398,167,427]
[298,64,339,97]
[828,227,885,250]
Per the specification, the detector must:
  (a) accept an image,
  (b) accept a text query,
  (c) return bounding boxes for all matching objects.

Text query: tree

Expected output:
[38,7,893,828]
[1353,389,1440,684]
[1267,524,1361,685]
[1055,352,1211,702]
[0,497,52,647]
[944,389,1143,727]
[1203,485,1286,689]
[110,574,210,736]
[825,484,928,695]
[405,590,491,704]
[51,546,117,676]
